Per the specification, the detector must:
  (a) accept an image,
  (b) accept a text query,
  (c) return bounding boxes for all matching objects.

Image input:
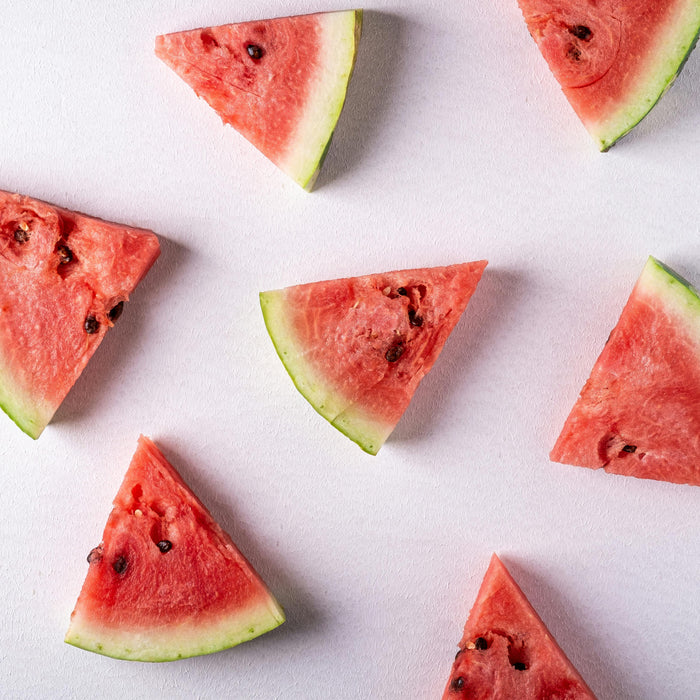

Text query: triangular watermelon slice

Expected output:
[0,190,159,438]
[443,554,596,699]
[260,262,487,454]
[155,10,362,190]
[65,436,285,661]
[551,256,700,486]
[517,0,700,150]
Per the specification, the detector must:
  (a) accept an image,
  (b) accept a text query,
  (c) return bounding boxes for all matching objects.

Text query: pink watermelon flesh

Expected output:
[517,0,700,149]
[155,10,362,190]
[260,262,488,454]
[443,554,596,700]
[551,257,700,486]
[0,191,159,438]
[65,436,285,661]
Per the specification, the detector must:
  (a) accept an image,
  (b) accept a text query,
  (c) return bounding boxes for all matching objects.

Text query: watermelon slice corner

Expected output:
[517,0,700,150]
[551,256,700,486]
[260,261,488,454]
[155,10,363,191]
[65,436,285,662]
[442,553,596,699]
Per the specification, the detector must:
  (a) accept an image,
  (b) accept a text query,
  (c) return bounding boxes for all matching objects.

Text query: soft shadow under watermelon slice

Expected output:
[260,261,487,454]
[155,10,362,190]
[0,191,160,438]
[65,436,285,661]
[551,257,700,487]
[443,554,596,699]
[517,0,700,149]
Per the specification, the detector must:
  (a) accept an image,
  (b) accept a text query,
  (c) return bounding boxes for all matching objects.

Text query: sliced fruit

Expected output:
[443,554,596,699]
[65,436,285,661]
[551,256,700,486]
[0,190,159,438]
[156,10,363,190]
[260,262,487,454]
[517,0,700,149]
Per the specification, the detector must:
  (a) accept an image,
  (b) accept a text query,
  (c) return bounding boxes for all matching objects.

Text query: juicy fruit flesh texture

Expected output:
[261,262,487,454]
[0,192,160,438]
[155,11,362,190]
[65,436,284,661]
[443,555,596,700]
[518,0,700,148]
[551,257,700,486]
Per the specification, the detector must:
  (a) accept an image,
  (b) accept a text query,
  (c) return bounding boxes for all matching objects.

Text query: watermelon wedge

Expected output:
[0,191,159,438]
[443,554,596,699]
[517,0,700,149]
[260,262,487,454]
[65,436,285,662]
[551,257,700,486]
[155,10,362,190]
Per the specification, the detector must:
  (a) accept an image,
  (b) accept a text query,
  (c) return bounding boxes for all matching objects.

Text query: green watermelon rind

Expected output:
[259,289,391,455]
[65,599,285,662]
[0,366,50,439]
[591,0,700,151]
[639,256,700,334]
[279,10,363,190]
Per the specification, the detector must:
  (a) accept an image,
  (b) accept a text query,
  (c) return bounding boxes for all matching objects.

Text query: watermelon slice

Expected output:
[260,262,487,454]
[65,436,285,661]
[0,191,159,438]
[517,0,700,149]
[155,10,362,190]
[551,257,700,486]
[443,554,596,699]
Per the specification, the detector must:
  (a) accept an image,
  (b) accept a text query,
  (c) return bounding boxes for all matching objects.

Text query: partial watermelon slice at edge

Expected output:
[443,554,596,699]
[550,256,700,486]
[155,10,363,190]
[517,0,700,150]
[65,436,285,662]
[260,262,488,454]
[0,191,160,438]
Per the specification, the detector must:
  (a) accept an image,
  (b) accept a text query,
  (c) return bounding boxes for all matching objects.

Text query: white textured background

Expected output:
[0,2,698,699]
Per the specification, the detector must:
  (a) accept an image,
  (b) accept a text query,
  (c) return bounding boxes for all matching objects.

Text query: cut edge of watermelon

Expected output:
[279,9,363,190]
[589,1,700,151]
[260,289,392,454]
[65,598,285,662]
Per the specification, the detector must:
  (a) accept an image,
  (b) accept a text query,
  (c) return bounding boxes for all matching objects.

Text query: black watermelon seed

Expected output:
[408,308,423,327]
[247,44,264,59]
[569,24,593,41]
[567,44,582,61]
[84,316,100,334]
[86,547,102,564]
[450,677,465,691]
[57,245,73,264]
[385,343,405,363]
[157,540,173,553]
[108,301,124,322]
[397,287,408,296]
[622,444,637,453]
[474,637,488,650]
[14,228,29,243]
[112,556,128,575]
[513,662,528,671]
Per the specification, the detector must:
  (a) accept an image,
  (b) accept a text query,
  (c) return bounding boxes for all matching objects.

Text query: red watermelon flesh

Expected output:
[443,555,596,700]
[155,10,362,190]
[0,191,159,438]
[65,436,285,661]
[551,257,700,486]
[260,262,487,454]
[517,0,700,149]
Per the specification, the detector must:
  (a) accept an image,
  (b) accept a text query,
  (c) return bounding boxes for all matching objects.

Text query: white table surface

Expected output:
[1,2,698,699]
